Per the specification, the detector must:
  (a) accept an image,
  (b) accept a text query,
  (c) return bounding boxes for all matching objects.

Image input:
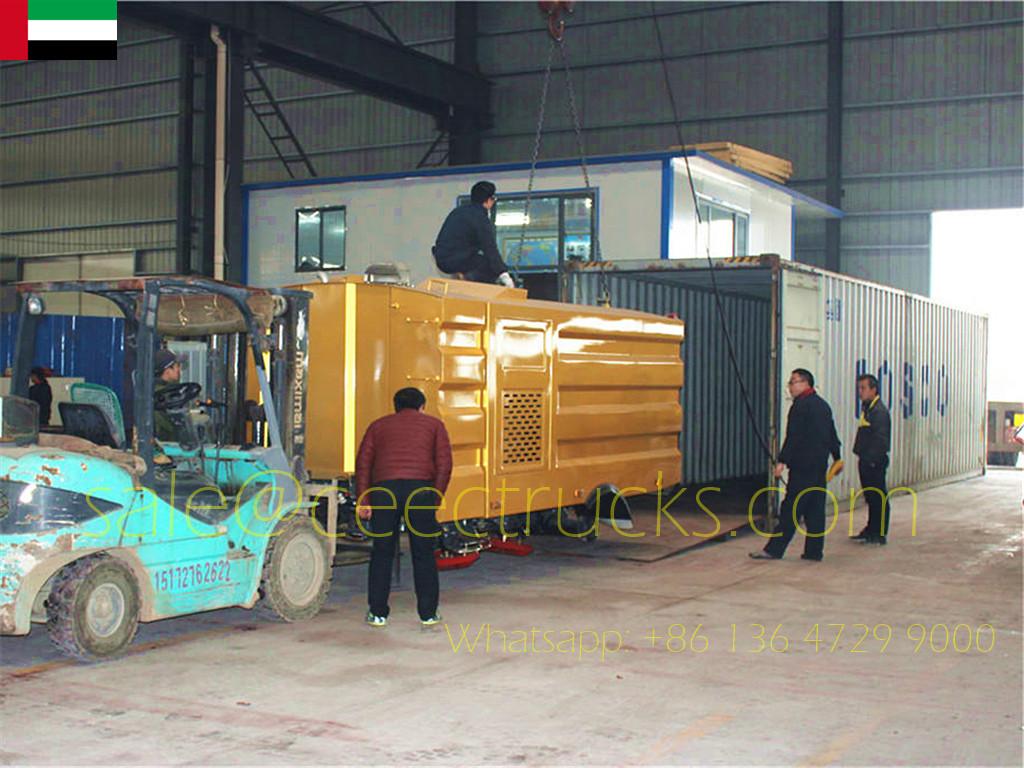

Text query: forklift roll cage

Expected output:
[10,276,311,485]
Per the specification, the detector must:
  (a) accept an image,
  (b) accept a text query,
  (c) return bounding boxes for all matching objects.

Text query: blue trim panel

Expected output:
[242,149,841,218]
[242,151,686,192]
[660,158,674,259]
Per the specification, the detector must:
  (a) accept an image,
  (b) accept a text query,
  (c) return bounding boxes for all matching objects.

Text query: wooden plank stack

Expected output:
[672,142,794,184]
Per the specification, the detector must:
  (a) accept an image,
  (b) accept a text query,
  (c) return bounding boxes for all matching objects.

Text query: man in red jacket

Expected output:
[355,387,453,627]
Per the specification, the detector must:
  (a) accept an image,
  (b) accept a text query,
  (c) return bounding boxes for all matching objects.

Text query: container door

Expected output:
[778,269,824,446]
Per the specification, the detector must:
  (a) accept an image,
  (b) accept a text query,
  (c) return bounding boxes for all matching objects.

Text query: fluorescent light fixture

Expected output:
[496,212,530,227]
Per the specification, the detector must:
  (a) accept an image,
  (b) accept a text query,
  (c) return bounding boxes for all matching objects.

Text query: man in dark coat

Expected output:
[850,374,892,544]
[432,181,515,287]
[751,368,842,562]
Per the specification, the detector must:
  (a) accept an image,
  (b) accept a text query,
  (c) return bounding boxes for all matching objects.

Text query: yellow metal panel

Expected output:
[296,277,685,514]
[342,282,357,474]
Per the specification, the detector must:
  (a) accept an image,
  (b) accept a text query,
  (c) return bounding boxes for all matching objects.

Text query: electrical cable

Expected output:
[649,2,775,465]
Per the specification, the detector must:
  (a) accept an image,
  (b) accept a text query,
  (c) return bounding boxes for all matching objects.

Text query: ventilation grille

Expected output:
[501,391,543,466]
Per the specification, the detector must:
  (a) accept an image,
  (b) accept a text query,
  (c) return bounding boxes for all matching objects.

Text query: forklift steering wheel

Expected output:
[154,382,202,411]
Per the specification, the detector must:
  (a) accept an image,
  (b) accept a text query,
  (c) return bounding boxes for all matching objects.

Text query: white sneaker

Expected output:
[420,613,443,626]
[365,611,388,627]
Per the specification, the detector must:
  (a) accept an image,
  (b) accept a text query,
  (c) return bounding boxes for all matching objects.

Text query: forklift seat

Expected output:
[58,403,121,449]
[70,383,126,447]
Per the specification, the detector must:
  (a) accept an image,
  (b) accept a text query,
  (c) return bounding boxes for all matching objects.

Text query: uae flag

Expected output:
[1,0,118,61]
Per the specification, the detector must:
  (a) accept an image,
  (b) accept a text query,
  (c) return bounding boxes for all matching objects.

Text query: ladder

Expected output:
[416,130,450,168]
[243,61,317,179]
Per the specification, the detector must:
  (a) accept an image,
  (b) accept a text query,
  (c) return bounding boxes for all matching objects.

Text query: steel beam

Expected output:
[449,1,482,165]
[119,1,491,122]
[200,43,217,278]
[225,29,248,284]
[176,39,195,275]
[824,1,843,273]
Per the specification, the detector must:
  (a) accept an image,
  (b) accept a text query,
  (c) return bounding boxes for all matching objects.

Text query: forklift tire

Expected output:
[257,514,331,622]
[46,554,140,661]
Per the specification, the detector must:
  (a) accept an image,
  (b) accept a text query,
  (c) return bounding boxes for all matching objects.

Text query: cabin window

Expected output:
[697,197,749,258]
[458,190,596,272]
[295,206,346,272]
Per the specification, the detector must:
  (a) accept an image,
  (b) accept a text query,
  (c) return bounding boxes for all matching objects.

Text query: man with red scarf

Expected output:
[751,368,842,562]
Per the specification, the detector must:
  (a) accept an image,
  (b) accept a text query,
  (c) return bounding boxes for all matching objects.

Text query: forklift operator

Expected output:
[154,348,183,442]
[432,181,515,288]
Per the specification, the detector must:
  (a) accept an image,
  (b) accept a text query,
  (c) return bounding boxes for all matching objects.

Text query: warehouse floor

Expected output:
[1,471,1021,766]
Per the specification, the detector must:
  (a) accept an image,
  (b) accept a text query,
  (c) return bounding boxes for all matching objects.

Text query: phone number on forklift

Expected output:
[154,560,231,591]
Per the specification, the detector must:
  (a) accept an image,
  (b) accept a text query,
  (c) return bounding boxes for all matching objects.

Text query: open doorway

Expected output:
[931,208,1024,467]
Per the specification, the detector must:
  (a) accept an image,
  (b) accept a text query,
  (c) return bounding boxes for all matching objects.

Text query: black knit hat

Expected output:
[155,348,180,375]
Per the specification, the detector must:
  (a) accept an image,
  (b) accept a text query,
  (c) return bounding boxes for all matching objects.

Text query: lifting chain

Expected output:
[513,38,555,280]
[513,5,610,307]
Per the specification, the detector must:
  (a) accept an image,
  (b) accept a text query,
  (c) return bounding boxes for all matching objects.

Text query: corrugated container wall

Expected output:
[821,272,988,498]
[571,272,771,486]
[570,261,987,500]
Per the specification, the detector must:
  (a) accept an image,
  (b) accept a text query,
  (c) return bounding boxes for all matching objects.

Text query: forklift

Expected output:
[0,277,330,660]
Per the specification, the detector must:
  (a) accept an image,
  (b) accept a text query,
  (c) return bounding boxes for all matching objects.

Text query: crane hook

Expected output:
[538,1,574,42]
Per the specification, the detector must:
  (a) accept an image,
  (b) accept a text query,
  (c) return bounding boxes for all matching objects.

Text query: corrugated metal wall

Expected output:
[2,2,1020,295]
[833,1,1024,294]
[482,1,1022,295]
[1,20,180,272]
[569,271,772,485]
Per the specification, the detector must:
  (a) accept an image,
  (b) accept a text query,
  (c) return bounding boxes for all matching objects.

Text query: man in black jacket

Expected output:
[432,181,515,287]
[850,374,892,544]
[751,368,842,562]
[28,367,52,426]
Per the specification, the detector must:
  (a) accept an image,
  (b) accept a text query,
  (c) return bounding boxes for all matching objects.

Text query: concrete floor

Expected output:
[1,471,1021,766]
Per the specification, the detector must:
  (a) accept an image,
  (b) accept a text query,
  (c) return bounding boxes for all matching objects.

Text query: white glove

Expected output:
[496,272,515,288]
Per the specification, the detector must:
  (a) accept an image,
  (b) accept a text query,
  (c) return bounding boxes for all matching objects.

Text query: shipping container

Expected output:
[293,275,685,535]
[568,255,988,504]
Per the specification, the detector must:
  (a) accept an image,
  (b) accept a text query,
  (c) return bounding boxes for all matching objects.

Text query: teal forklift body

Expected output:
[0,442,301,635]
